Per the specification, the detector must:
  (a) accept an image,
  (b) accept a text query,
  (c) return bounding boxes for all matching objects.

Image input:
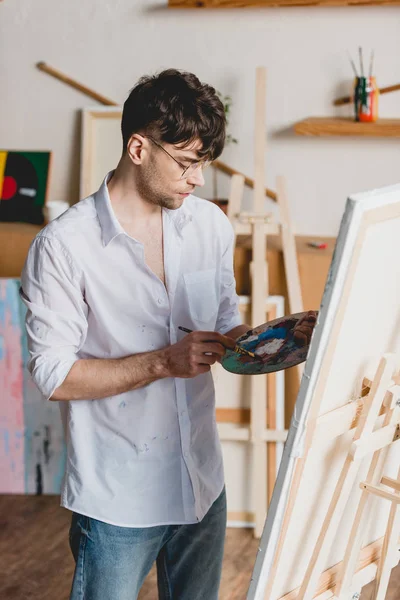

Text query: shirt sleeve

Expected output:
[215,218,243,336]
[20,235,88,400]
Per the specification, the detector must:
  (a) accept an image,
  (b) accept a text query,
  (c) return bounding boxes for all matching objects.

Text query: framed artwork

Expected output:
[0,150,51,225]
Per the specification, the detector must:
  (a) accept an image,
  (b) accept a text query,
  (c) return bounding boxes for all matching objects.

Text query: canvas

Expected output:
[0,278,66,494]
[248,184,400,600]
[80,107,122,199]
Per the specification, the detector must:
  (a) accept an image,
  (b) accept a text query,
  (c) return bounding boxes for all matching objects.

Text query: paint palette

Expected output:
[221,311,318,375]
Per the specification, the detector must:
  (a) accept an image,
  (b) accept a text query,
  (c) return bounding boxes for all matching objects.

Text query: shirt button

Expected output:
[157,298,163,305]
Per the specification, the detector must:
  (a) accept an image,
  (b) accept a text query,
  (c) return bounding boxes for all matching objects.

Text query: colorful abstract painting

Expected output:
[0,278,66,494]
[0,151,51,224]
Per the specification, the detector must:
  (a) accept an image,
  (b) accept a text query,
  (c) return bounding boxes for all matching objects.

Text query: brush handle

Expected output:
[234,345,256,358]
[178,327,255,358]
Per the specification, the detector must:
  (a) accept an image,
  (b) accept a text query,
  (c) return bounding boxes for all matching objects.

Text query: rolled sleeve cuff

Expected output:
[30,353,79,401]
[216,314,243,336]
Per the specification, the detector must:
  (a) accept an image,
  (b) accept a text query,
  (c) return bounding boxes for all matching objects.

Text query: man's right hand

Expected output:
[161,330,235,378]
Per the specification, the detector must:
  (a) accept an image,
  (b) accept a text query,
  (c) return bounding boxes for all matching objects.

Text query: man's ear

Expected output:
[126,133,146,165]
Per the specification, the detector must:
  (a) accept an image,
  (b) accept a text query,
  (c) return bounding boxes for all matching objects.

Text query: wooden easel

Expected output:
[293,353,400,600]
[225,68,304,538]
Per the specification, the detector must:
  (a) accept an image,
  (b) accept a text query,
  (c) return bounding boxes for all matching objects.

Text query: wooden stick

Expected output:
[276,176,303,314]
[333,82,400,106]
[267,305,278,507]
[333,388,398,599]
[372,468,400,599]
[36,62,117,106]
[277,538,390,600]
[250,66,268,539]
[360,482,400,504]
[350,423,400,460]
[227,173,245,248]
[214,159,277,201]
[276,175,304,384]
[381,475,400,492]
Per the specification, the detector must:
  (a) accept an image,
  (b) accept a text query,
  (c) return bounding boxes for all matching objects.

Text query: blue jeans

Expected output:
[68,487,227,600]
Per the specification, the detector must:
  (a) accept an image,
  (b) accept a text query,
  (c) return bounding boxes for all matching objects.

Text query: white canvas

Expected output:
[249,184,400,600]
[80,107,123,199]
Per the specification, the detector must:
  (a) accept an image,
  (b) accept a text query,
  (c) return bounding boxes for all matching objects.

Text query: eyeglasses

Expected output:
[146,136,212,180]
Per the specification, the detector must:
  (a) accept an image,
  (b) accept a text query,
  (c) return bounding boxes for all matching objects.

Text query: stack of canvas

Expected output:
[0,278,66,495]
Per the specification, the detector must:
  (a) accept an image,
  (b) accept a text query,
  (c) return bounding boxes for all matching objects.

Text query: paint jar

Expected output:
[44,200,70,222]
[354,76,379,122]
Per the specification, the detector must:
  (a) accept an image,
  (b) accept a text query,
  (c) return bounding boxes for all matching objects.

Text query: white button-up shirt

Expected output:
[20,172,242,527]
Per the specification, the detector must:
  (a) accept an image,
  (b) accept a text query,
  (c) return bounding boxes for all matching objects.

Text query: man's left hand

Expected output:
[293,310,318,347]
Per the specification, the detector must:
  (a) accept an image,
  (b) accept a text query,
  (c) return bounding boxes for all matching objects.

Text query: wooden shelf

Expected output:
[294,117,400,137]
[169,0,400,6]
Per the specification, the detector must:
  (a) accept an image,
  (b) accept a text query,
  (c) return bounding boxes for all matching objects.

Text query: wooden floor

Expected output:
[0,495,398,599]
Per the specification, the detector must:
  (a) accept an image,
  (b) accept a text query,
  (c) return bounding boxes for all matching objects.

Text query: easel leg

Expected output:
[373,471,400,600]
[334,399,399,598]
[297,355,396,600]
[227,174,245,249]
[276,176,305,400]
[267,357,277,507]
[250,67,269,539]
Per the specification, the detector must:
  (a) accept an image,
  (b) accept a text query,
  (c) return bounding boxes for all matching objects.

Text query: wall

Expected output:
[1,0,400,235]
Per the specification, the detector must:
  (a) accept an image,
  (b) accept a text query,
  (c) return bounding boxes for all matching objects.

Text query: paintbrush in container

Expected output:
[359,46,365,78]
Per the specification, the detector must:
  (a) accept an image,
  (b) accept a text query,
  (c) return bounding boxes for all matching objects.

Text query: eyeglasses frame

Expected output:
[146,135,211,180]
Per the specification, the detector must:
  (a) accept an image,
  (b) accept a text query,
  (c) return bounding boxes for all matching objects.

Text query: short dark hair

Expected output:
[121,69,226,161]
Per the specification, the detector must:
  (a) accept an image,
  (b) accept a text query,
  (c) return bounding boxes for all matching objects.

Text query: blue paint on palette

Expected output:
[221,312,316,375]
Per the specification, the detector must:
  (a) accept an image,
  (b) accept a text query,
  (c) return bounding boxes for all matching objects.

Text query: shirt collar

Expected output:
[94,171,193,247]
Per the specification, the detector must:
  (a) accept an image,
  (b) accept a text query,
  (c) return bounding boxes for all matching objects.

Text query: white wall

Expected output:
[1,0,400,235]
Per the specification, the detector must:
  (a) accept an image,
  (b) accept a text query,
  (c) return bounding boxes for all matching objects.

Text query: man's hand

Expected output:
[161,331,236,378]
[293,311,318,347]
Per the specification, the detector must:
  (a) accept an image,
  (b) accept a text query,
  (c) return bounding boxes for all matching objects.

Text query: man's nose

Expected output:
[186,167,205,187]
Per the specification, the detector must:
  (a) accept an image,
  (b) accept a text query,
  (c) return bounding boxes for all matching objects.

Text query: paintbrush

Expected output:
[369,49,375,77]
[347,50,359,78]
[359,46,365,78]
[178,326,256,358]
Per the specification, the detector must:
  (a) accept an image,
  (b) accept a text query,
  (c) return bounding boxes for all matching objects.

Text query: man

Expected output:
[21,69,315,599]
[20,69,250,600]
